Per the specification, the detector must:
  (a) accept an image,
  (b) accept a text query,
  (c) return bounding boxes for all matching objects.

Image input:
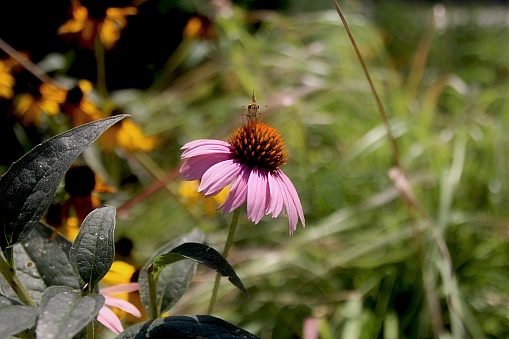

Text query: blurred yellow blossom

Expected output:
[59,216,81,242]
[57,165,114,241]
[101,261,144,322]
[0,60,15,99]
[15,83,66,126]
[58,1,137,49]
[183,16,216,39]
[102,261,136,286]
[179,180,230,216]
[62,80,104,126]
[100,117,158,153]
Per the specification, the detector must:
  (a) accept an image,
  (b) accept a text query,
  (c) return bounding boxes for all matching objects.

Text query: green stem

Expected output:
[86,320,94,339]
[207,208,241,314]
[3,246,14,268]
[147,264,159,319]
[94,36,108,101]
[0,252,37,306]
[330,0,401,170]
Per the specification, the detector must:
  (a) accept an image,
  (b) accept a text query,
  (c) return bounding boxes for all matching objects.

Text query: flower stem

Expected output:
[330,0,401,169]
[86,320,94,339]
[0,251,37,307]
[94,36,108,101]
[207,208,241,314]
[147,263,159,319]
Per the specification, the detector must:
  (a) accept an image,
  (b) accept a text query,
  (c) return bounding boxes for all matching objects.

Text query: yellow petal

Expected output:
[15,94,34,115]
[102,261,136,286]
[0,72,15,87]
[40,100,60,115]
[40,83,66,103]
[78,79,93,94]
[0,86,13,99]
[58,19,85,34]
[100,20,120,48]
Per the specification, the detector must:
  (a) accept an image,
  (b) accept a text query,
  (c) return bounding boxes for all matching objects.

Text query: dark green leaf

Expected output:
[0,293,22,306]
[36,286,104,339]
[117,315,260,339]
[0,223,80,304]
[138,229,205,316]
[0,114,128,248]
[69,206,116,289]
[0,304,38,337]
[154,242,249,297]
[22,222,80,289]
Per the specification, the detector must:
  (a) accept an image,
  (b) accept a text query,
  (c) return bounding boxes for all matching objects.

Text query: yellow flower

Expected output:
[101,261,141,321]
[0,60,15,99]
[58,165,114,241]
[59,216,81,242]
[100,117,158,153]
[58,1,137,49]
[63,80,104,126]
[179,180,230,216]
[183,16,216,39]
[15,83,66,126]
[102,261,136,286]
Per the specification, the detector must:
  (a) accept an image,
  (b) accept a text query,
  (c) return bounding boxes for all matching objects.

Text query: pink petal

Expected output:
[267,172,284,218]
[246,168,270,224]
[181,139,231,150]
[271,172,298,234]
[100,282,139,295]
[181,140,231,159]
[218,166,251,214]
[98,306,123,334]
[103,295,142,318]
[277,170,305,228]
[199,159,242,197]
[180,153,232,181]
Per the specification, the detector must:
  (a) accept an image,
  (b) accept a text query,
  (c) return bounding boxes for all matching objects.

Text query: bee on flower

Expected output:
[180,93,305,234]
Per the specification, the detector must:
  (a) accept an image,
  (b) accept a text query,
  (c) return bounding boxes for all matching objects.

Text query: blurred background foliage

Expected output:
[2,0,509,338]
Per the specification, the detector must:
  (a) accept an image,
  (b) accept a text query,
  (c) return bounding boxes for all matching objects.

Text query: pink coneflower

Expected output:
[180,95,305,234]
[98,282,141,334]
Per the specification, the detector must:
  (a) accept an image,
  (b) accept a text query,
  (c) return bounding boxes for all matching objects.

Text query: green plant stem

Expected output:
[3,246,14,268]
[86,320,94,339]
[147,263,159,319]
[94,36,108,101]
[0,253,37,307]
[330,2,457,336]
[330,0,401,170]
[207,208,241,314]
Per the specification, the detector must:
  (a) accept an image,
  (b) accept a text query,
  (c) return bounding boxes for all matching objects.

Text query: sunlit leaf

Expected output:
[153,242,249,297]
[69,206,116,289]
[138,229,205,316]
[0,115,128,248]
[36,286,104,339]
[0,294,38,337]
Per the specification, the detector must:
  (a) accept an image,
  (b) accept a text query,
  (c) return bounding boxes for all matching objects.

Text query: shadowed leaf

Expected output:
[36,286,104,339]
[0,115,128,248]
[117,315,260,339]
[0,294,38,337]
[138,229,205,316]
[154,242,249,297]
[0,223,80,304]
